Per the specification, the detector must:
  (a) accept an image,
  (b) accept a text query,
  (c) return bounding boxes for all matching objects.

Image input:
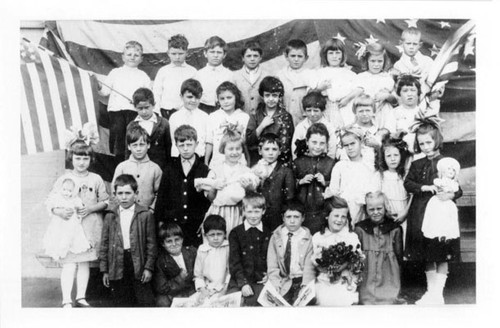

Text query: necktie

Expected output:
[284,232,293,275]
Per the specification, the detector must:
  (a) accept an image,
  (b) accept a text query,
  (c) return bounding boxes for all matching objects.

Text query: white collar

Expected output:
[244,66,260,75]
[244,220,263,232]
[119,204,135,213]
[135,114,157,123]
[198,240,229,252]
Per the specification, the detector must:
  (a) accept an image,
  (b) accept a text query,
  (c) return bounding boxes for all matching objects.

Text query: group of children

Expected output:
[42,26,464,307]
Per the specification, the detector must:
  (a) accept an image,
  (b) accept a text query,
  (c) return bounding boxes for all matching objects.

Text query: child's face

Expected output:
[162,235,183,256]
[307,133,327,157]
[176,139,198,160]
[168,47,187,66]
[305,107,323,124]
[417,133,437,158]
[355,105,374,125]
[259,141,280,164]
[444,166,456,179]
[115,184,137,209]
[399,85,419,108]
[122,47,143,68]
[204,46,226,67]
[205,229,226,248]
[224,141,243,164]
[366,197,386,224]
[384,146,402,171]
[243,205,265,227]
[368,53,384,74]
[128,136,150,161]
[61,181,75,198]
[218,90,236,112]
[136,100,154,120]
[262,91,280,110]
[285,48,307,70]
[181,91,201,111]
[342,134,362,160]
[327,49,343,67]
[72,154,91,174]
[327,208,349,233]
[242,49,262,70]
[283,210,305,233]
[402,34,421,57]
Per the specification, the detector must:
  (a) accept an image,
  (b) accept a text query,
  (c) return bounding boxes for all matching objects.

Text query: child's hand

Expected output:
[76,204,89,218]
[314,173,326,186]
[421,185,438,194]
[141,269,153,283]
[364,134,380,148]
[53,207,75,220]
[179,269,188,280]
[259,116,275,129]
[317,79,331,91]
[102,273,110,288]
[241,284,254,297]
[338,97,349,108]
[257,273,268,284]
[108,196,120,208]
[436,191,454,201]
[299,174,315,185]
[374,90,390,102]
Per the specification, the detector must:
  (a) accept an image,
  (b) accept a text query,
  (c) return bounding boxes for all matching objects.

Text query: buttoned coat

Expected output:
[153,246,197,297]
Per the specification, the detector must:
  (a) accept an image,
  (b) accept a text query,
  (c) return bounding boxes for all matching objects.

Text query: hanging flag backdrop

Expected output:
[32,19,475,204]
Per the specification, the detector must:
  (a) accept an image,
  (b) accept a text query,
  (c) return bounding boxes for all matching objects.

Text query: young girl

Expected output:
[404,119,462,304]
[292,123,336,235]
[46,138,109,307]
[316,37,359,128]
[302,196,362,306]
[205,81,250,169]
[355,191,404,305]
[245,76,294,166]
[197,130,259,236]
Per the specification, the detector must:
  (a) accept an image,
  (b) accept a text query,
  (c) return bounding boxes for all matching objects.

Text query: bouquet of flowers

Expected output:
[315,242,365,285]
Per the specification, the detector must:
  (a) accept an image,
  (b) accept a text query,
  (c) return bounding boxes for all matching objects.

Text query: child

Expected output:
[418,157,461,305]
[293,123,336,235]
[267,200,313,305]
[276,39,318,125]
[232,40,270,115]
[253,133,296,231]
[127,87,172,169]
[302,196,362,306]
[169,79,208,160]
[228,192,272,306]
[195,36,233,115]
[154,224,197,307]
[316,37,359,128]
[46,138,109,307]
[326,129,375,226]
[198,130,259,236]
[99,41,151,163]
[113,124,162,211]
[291,91,337,160]
[153,34,197,119]
[193,215,230,299]
[404,119,462,304]
[355,191,404,305]
[205,81,250,168]
[100,174,157,307]
[246,76,295,166]
[155,125,211,247]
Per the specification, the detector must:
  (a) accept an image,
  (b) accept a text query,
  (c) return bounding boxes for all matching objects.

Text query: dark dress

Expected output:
[403,155,462,262]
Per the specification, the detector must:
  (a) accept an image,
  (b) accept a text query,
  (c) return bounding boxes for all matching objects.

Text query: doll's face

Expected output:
[163,236,183,256]
[61,180,76,199]
[366,197,386,224]
[444,166,456,179]
[327,208,349,233]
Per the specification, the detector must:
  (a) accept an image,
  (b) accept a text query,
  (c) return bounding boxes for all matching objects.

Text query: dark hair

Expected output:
[321,196,353,233]
[285,39,308,57]
[258,133,281,149]
[241,40,263,57]
[133,88,155,107]
[320,38,347,67]
[126,122,151,145]
[203,215,226,234]
[302,90,327,111]
[258,76,284,97]
[306,122,330,142]
[114,174,138,192]
[66,140,95,164]
[414,123,444,153]
[180,78,203,98]
[216,81,245,110]
[361,42,392,72]
[283,199,305,216]
[158,223,184,243]
[242,191,266,210]
[168,34,189,50]
[376,132,410,178]
[174,124,198,143]
[396,74,422,97]
[204,35,227,52]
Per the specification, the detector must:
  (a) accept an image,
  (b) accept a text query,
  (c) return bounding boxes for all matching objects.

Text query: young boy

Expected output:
[153,34,197,120]
[127,88,172,169]
[168,79,208,160]
[232,41,270,115]
[99,41,151,163]
[267,200,313,305]
[276,39,317,126]
[227,192,271,306]
[154,125,211,246]
[112,124,162,211]
[253,133,295,231]
[154,223,197,307]
[195,36,233,114]
[100,174,157,307]
[291,90,337,160]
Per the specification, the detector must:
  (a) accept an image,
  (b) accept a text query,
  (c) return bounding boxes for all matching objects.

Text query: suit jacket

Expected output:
[153,246,197,297]
[232,67,270,115]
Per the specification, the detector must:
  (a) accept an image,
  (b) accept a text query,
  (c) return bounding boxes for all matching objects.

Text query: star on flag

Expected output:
[365,34,379,44]
[439,21,451,29]
[395,44,404,54]
[376,19,386,24]
[333,33,346,44]
[430,44,441,57]
[405,19,418,28]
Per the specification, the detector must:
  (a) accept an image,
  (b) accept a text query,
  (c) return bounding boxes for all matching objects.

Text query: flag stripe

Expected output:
[441,112,475,142]
[440,76,475,113]
[94,20,185,25]
[51,58,74,129]
[20,80,37,154]
[59,58,82,129]
[69,65,89,124]
[80,71,98,125]
[442,140,475,169]
[20,120,27,155]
